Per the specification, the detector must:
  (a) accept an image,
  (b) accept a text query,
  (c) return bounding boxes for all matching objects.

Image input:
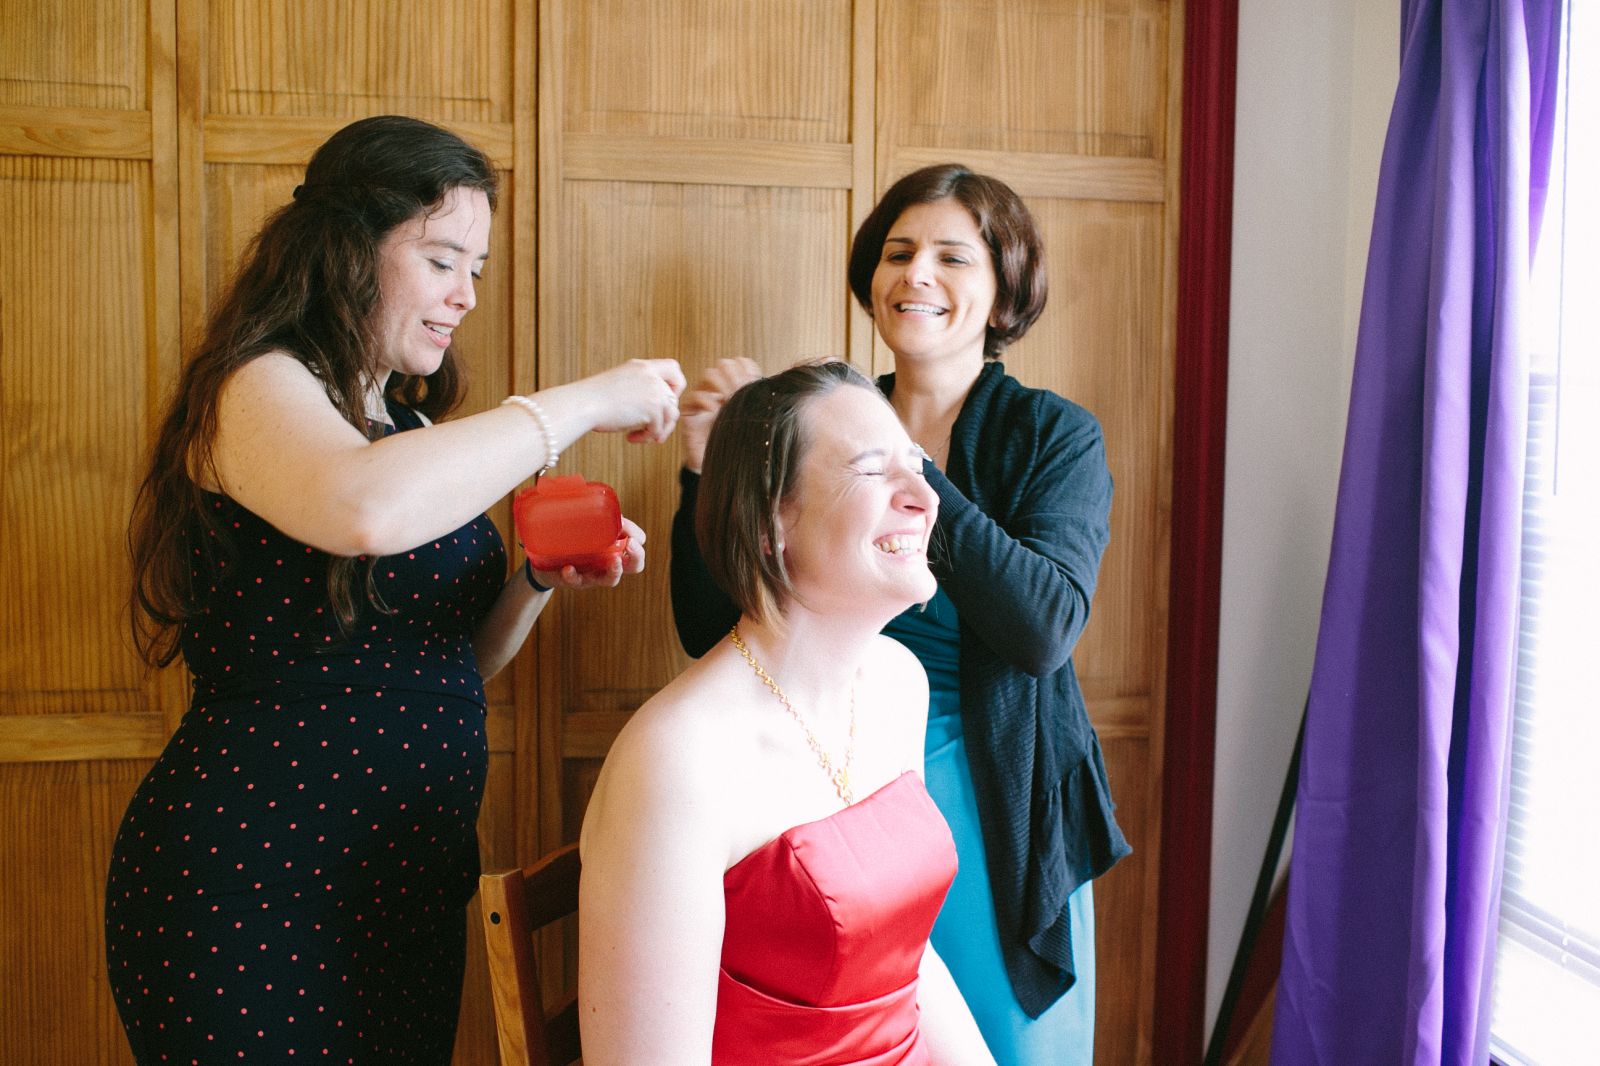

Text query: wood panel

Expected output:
[563,0,852,142]
[2,1,1181,1062]
[1096,736,1154,1064]
[535,176,853,865]
[875,0,1179,1060]
[880,0,1171,159]
[0,157,152,717]
[206,0,513,121]
[535,3,1181,1065]
[1011,197,1168,695]
[536,176,852,846]
[3,0,532,1061]
[0,0,147,111]
[0,760,145,1064]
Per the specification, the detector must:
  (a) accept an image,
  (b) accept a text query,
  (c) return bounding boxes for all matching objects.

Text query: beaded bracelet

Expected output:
[523,558,553,593]
[501,394,560,474]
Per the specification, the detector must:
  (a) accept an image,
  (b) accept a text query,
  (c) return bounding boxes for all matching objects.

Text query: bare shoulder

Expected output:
[203,351,365,493]
[220,350,328,403]
[861,634,931,761]
[213,350,352,441]
[867,633,930,707]
[580,663,741,856]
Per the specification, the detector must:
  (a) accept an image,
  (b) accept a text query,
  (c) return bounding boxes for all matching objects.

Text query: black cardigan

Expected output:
[669,362,1131,1017]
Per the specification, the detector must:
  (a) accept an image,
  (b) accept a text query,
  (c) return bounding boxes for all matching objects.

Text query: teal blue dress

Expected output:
[885,588,1096,1065]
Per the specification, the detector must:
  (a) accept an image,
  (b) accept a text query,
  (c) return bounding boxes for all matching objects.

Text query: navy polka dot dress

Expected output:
[106,406,507,1064]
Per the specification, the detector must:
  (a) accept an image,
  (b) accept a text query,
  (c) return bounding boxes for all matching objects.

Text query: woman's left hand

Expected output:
[530,517,647,590]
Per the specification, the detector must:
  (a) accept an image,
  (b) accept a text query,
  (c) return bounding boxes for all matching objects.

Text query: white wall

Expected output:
[1205,0,1397,1041]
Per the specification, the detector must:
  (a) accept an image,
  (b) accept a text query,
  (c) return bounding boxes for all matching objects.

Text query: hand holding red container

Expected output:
[513,475,644,589]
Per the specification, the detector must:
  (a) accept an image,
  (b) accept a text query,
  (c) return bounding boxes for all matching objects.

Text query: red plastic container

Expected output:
[513,475,629,573]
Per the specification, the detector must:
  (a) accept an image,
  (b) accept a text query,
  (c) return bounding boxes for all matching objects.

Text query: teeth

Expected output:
[874,535,920,555]
[897,303,945,315]
[425,323,454,337]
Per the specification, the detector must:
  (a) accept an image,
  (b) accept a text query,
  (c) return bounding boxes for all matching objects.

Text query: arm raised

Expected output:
[207,353,683,557]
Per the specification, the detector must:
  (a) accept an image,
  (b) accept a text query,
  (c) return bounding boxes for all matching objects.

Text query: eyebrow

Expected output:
[420,238,489,260]
[883,236,979,251]
[848,448,889,464]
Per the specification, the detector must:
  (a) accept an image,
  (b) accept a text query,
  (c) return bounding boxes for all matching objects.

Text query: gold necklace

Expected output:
[729,626,856,804]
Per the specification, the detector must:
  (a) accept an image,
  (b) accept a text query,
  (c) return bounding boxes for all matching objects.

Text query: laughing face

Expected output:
[372,185,492,381]
[777,385,939,616]
[868,197,998,366]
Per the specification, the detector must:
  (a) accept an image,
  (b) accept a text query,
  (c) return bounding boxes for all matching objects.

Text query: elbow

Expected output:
[1014,639,1072,678]
[305,497,412,558]
[1012,602,1092,676]
[328,508,394,558]
[345,520,404,559]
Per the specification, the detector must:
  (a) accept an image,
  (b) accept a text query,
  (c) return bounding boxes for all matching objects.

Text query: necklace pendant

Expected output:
[834,768,851,802]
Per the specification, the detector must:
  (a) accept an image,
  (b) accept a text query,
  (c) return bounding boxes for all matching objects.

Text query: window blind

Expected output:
[1490,6,1600,1063]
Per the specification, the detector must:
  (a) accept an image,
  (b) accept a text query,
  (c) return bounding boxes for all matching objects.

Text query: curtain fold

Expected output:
[1270,2,1561,1063]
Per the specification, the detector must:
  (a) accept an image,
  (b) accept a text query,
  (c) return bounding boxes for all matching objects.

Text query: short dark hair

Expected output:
[847,163,1047,359]
[695,361,881,626]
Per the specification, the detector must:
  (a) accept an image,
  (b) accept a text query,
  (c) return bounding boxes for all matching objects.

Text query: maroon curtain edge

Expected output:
[1155,1,1238,1064]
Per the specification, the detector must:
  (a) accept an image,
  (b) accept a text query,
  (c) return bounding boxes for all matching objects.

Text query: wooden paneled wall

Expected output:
[0,1,1180,1062]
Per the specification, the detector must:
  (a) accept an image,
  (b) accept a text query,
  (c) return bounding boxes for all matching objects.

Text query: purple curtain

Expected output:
[1270,2,1562,1064]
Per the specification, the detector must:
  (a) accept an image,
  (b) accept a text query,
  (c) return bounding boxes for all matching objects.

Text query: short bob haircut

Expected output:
[847,163,1047,359]
[696,360,882,626]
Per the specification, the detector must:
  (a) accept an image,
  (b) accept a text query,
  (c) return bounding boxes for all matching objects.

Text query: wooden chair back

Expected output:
[479,843,582,1066]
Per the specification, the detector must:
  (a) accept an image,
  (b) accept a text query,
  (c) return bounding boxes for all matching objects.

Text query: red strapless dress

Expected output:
[712,771,958,1066]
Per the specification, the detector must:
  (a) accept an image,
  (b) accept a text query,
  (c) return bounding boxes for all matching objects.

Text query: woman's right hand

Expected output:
[679,357,764,473]
[573,358,687,443]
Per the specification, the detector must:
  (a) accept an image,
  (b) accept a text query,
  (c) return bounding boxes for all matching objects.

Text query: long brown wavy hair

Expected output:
[128,115,499,667]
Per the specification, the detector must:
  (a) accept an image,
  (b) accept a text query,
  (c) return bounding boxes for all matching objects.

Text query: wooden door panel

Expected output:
[199,161,298,304]
[0,0,148,111]
[881,0,1172,159]
[206,0,513,121]
[1094,735,1156,1064]
[1008,196,1168,693]
[0,157,153,717]
[0,760,145,1064]
[539,178,849,720]
[563,0,851,141]
[873,0,1177,1059]
[3,2,1179,1061]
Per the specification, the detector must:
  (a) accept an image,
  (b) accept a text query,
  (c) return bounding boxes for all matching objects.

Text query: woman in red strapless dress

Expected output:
[579,362,995,1065]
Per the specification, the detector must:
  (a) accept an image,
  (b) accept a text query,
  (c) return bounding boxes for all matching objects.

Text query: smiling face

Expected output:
[777,385,939,617]
[371,185,492,381]
[869,198,999,367]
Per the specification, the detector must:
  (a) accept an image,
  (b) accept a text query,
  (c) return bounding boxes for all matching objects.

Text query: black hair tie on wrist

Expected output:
[523,558,553,593]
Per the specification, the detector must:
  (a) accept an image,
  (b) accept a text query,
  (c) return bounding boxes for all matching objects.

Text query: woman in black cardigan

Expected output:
[670,164,1129,1064]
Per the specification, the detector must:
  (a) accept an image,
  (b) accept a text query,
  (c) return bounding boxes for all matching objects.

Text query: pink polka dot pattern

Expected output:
[106,407,506,1064]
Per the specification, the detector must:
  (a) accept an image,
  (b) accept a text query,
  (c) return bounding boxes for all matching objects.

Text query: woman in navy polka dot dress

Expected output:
[107,115,685,1065]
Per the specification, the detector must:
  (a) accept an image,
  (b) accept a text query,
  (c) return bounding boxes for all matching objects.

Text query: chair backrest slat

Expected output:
[480,843,582,1066]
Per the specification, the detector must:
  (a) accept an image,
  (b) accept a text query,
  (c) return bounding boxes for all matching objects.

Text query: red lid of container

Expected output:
[513,476,629,573]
